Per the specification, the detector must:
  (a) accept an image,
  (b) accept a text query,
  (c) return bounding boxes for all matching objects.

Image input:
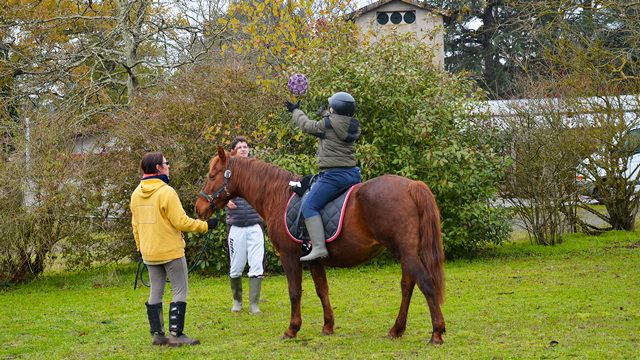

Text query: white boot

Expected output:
[300,215,328,262]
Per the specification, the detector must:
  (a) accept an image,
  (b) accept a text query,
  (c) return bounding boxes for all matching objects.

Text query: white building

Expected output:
[345,0,450,66]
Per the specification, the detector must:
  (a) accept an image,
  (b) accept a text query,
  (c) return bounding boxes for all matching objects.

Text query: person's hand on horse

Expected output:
[206,217,218,230]
[316,102,327,116]
[227,199,237,209]
[284,100,300,113]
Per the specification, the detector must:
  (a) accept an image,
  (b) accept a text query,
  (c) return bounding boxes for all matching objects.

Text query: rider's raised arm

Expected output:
[291,108,327,137]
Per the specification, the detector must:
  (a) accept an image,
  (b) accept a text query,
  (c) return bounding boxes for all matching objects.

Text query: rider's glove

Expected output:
[206,217,218,230]
[316,102,327,116]
[284,100,301,113]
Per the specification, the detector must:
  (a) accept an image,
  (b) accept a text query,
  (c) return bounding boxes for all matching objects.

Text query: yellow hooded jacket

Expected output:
[130,178,209,262]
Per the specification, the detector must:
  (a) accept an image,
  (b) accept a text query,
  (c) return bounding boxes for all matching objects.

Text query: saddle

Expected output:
[285,175,358,244]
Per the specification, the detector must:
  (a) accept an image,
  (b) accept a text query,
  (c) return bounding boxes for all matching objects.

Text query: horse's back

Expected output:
[319,175,430,267]
[354,174,422,206]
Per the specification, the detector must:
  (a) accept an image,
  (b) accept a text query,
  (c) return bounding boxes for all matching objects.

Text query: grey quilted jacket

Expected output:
[225,197,261,227]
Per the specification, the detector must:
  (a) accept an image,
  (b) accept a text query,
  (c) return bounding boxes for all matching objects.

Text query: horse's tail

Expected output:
[408,180,445,304]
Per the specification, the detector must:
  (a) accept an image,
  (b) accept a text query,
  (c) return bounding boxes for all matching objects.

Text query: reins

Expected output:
[133,156,234,290]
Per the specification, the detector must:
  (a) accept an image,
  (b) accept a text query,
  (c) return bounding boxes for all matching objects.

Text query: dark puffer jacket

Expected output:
[225,197,261,227]
[291,108,361,171]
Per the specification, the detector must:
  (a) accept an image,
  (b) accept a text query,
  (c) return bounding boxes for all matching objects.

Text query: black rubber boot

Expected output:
[168,302,200,347]
[145,302,168,346]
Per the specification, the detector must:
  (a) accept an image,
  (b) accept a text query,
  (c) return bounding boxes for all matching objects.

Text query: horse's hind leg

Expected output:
[309,263,335,335]
[387,271,415,338]
[399,256,446,344]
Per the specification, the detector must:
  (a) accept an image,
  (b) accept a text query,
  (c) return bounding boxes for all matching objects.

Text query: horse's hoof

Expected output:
[428,339,444,345]
[280,334,294,341]
[321,331,335,336]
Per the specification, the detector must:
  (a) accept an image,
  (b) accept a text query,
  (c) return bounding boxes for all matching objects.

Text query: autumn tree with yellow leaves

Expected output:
[0,0,231,284]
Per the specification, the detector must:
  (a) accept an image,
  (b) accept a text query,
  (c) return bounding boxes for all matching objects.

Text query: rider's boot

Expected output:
[248,277,263,314]
[168,302,200,347]
[230,276,243,313]
[300,215,328,262]
[146,302,169,345]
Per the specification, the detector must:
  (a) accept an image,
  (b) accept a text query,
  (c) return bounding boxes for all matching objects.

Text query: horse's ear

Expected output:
[217,145,226,162]
[230,147,238,156]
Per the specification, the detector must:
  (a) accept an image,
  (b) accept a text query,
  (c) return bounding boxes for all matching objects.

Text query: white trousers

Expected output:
[227,223,266,278]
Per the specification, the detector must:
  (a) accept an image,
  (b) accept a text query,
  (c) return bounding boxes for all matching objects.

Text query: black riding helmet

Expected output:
[328,92,356,116]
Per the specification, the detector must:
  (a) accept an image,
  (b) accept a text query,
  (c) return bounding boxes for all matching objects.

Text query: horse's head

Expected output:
[195,145,238,220]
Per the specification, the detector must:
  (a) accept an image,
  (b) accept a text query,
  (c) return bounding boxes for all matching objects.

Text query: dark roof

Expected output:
[345,0,451,23]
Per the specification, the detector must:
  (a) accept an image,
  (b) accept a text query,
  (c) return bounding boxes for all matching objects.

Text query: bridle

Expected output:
[199,156,233,209]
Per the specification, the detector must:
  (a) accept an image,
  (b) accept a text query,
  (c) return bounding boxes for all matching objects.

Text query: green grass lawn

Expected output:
[2,230,639,359]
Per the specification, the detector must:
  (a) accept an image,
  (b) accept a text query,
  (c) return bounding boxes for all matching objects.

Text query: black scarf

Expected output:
[142,174,170,184]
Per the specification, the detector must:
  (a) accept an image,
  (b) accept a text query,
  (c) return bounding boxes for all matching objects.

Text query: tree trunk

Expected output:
[481,2,497,90]
[119,0,149,102]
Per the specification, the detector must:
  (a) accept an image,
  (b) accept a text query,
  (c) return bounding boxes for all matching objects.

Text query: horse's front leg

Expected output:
[280,254,303,340]
[309,263,335,335]
[387,270,415,338]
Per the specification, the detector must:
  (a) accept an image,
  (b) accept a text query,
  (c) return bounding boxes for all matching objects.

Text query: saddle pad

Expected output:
[284,185,357,243]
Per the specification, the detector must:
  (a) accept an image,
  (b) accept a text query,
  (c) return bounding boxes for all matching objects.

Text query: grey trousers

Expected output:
[147,257,189,304]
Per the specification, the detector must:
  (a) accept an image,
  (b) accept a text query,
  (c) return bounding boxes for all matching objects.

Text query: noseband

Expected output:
[200,156,233,209]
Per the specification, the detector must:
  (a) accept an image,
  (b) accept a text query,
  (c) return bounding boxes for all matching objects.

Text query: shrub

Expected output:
[0,113,129,285]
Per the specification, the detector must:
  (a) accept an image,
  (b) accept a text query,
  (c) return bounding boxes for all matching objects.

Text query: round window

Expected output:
[404,11,416,24]
[390,12,402,24]
[377,13,389,25]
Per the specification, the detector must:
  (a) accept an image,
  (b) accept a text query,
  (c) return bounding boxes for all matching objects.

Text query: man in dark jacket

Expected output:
[284,92,361,262]
[226,137,266,314]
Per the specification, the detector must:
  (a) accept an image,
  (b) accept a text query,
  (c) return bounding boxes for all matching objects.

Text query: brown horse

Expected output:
[195,145,446,344]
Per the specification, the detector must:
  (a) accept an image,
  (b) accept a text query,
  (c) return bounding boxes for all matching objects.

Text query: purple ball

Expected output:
[288,74,308,95]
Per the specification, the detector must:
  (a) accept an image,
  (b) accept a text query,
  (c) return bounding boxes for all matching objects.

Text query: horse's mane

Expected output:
[210,155,301,216]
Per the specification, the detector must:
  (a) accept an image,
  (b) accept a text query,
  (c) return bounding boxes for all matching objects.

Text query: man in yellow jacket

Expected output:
[131,152,218,347]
